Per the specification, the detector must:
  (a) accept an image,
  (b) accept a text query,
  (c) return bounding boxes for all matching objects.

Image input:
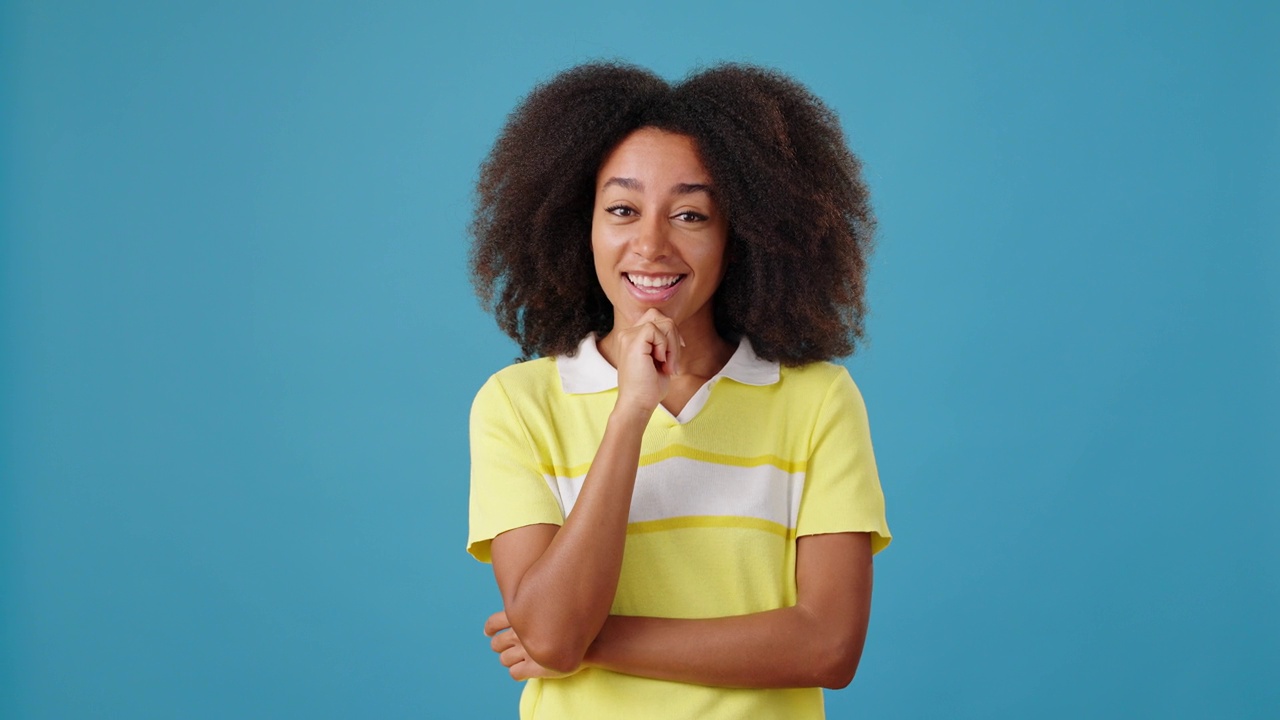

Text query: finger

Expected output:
[660,322,681,376]
[647,319,679,376]
[509,661,528,681]
[650,317,676,338]
[500,646,525,668]
[483,610,509,638]
[490,628,518,653]
[645,323,670,366]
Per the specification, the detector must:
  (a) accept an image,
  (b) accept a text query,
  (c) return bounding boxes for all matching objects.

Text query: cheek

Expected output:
[589,220,604,259]
[591,224,626,263]
[589,232,606,265]
[696,238,729,277]
[589,231,616,289]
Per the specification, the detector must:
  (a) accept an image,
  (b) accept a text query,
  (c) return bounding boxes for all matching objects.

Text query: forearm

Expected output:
[584,533,873,689]
[502,404,651,669]
[585,606,863,689]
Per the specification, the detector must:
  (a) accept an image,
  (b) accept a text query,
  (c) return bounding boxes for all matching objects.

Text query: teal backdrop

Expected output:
[2,1,1276,717]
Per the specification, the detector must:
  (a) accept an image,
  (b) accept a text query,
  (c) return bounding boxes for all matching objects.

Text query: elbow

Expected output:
[507,609,590,674]
[503,588,610,675]
[798,603,868,689]
[521,632,587,675]
[817,654,861,690]
[819,662,858,690]
[814,636,864,690]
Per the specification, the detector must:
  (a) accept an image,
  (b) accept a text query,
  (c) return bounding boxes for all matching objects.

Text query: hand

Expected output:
[607,308,684,414]
[485,610,582,681]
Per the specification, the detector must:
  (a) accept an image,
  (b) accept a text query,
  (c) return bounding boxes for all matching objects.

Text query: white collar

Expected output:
[557,333,780,395]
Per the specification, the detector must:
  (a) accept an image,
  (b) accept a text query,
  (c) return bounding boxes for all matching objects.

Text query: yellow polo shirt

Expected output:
[469,335,890,719]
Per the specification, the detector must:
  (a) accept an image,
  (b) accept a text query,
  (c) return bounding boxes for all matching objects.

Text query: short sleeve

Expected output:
[795,367,892,554]
[467,375,565,563]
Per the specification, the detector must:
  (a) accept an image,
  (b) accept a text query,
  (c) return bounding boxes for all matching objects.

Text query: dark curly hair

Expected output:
[469,61,875,366]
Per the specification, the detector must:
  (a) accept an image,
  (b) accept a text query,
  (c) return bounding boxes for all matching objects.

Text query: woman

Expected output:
[467,62,891,719]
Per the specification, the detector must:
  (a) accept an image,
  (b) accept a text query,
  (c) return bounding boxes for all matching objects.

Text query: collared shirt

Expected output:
[468,337,890,719]
[556,333,780,424]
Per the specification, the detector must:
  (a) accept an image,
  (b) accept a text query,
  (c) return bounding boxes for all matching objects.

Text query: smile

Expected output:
[625,273,684,288]
[623,272,686,301]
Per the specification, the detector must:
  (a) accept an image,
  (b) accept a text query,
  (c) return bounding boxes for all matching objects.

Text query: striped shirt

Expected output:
[468,334,890,719]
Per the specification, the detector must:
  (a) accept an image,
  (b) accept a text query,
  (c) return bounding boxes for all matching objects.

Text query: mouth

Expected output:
[623,272,686,301]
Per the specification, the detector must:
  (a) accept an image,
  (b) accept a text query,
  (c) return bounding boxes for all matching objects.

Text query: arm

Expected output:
[490,531,874,689]
[489,311,682,674]
[589,531,873,689]
[489,405,647,673]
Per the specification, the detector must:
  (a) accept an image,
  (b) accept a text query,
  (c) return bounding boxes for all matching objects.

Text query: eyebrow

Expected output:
[601,177,715,196]
[673,182,714,196]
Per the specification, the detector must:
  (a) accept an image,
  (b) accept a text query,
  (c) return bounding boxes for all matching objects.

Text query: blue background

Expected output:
[3,1,1276,717]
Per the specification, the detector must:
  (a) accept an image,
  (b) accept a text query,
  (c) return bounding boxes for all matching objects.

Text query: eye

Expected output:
[673,210,709,222]
[605,204,636,217]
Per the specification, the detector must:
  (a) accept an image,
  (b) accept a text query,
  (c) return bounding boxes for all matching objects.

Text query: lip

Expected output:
[623,273,686,303]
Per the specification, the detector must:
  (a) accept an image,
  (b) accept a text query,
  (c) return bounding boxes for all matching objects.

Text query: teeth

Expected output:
[627,274,681,288]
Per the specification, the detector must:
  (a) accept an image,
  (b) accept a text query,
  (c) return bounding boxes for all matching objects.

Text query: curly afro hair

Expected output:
[470,61,875,366]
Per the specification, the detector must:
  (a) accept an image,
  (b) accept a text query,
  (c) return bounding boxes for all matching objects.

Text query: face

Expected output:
[591,128,729,331]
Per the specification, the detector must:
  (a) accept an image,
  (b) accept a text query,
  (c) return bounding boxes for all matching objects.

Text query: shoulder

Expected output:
[779,361,862,398]
[774,362,870,429]
[478,357,560,396]
[471,357,560,415]
[488,357,559,391]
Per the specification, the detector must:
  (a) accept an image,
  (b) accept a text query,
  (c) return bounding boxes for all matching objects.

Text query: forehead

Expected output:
[597,128,712,186]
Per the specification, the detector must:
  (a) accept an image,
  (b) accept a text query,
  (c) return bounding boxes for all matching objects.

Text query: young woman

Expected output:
[466,62,891,719]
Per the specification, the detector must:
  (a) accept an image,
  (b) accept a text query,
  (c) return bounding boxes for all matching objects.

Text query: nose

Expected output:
[631,214,670,262]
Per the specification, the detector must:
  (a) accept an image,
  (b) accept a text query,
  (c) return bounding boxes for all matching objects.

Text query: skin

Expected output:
[589,127,737,416]
[483,128,874,689]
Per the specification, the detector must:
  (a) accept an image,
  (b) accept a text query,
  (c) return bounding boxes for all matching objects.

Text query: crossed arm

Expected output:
[487,521,874,689]
[482,311,875,689]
